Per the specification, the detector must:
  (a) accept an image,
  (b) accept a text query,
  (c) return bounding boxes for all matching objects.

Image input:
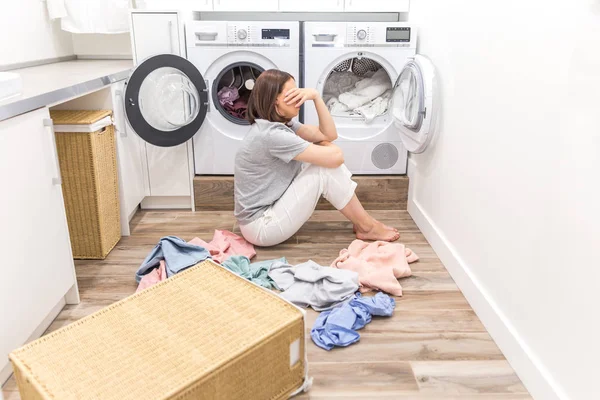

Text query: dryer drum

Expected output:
[332,59,352,72]
[351,58,379,76]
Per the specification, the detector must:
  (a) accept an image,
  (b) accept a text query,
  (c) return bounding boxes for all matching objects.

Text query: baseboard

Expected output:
[1,297,66,385]
[406,158,566,400]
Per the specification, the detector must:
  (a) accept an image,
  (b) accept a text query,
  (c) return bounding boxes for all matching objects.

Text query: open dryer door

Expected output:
[391,54,437,154]
[124,54,208,147]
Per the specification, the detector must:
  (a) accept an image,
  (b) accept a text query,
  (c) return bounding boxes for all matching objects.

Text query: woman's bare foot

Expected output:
[353,223,398,234]
[355,221,400,242]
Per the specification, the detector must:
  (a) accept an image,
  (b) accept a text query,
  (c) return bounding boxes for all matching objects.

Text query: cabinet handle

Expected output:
[115,89,127,137]
[43,118,62,186]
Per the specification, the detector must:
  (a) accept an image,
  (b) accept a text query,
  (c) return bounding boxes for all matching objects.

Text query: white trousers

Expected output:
[240,163,357,247]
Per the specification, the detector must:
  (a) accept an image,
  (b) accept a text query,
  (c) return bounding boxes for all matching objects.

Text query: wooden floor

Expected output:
[2,210,531,399]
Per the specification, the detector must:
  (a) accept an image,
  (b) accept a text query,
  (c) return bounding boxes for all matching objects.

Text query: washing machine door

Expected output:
[391,54,437,154]
[124,54,208,147]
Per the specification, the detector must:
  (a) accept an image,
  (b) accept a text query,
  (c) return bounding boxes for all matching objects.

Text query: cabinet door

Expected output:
[111,81,147,228]
[131,12,180,63]
[0,108,77,377]
[213,0,278,11]
[344,0,410,12]
[145,142,191,196]
[279,0,343,12]
[138,0,213,11]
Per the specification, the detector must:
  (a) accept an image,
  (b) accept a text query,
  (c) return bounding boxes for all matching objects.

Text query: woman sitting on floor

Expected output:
[234,69,399,247]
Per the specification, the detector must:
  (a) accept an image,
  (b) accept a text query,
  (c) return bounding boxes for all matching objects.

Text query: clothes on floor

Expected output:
[331,240,418,296]
[190,230,256,264]
[324,68,392,122]
[311,292,395,350]
[135,236,211,283]
[221,256,283,289]
[240,162,357,247]
[136,261,167,293]
[234,119,309,225]
[135,231,255,292]
[268,260,360,311]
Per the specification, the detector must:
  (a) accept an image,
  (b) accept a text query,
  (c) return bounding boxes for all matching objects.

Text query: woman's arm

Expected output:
[293,141,344,169]
[285,88,338,142]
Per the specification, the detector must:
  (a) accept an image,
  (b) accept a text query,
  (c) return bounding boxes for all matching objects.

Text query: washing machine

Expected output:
[121,20,300,175]
[304,22,435,174]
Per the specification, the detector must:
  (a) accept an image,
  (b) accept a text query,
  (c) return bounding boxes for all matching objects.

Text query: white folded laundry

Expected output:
[61,0,130,34]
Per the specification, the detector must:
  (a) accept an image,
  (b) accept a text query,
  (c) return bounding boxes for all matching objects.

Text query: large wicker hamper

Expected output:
[50,110,121,259]
[9,260,309,400]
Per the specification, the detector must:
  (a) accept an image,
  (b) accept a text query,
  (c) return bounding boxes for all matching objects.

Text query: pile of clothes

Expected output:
[324,67,393,123]
[135,234,418,351]
[217,86,249,120]
[216,65,261,121]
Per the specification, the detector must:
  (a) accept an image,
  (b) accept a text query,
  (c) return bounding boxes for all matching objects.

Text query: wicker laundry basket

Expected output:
[50,110,120,259]
[9,260,308,400]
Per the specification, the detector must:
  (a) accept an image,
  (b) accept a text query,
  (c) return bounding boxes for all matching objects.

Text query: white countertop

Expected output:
[0,59,134,121]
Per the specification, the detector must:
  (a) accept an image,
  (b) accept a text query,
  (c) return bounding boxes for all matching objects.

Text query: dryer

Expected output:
[304,22,434,174]
[121,20,300,175]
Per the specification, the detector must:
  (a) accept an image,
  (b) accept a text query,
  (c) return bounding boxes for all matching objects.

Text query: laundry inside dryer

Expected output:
[323,58,393,123]
[214,63,264,125]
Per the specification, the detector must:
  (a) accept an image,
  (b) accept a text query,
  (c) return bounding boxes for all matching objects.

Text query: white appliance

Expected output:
[122,20,300,175]
[304,22,436,174]
[189,21,300,175]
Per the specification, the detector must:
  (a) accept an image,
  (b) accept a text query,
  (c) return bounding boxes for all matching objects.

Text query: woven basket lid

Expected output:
[50,110,112,125]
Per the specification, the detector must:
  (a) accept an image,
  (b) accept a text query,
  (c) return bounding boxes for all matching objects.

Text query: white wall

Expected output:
[0,0,74,66]
[72,34,132,59]
[408,0,600,399]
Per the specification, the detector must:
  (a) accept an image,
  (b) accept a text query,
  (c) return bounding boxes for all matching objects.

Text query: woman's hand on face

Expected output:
[284,88,319,108]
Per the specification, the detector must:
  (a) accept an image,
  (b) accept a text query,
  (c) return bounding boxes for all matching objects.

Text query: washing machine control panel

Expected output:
[344,23,415,48]
[227,23,294,47]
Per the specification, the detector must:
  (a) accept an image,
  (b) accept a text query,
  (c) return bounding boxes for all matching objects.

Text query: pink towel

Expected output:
[331,240,418,296]
[136,260,167,293]
[135,230,255,292]
[189,230,256,264]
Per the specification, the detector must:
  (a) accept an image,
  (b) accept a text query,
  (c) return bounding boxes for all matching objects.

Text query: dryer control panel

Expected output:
[187,21,299,49]
[305,22,415,49]
[346,22,415,48]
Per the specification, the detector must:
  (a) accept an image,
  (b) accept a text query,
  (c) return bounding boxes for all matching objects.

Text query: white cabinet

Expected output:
[213,0,278,12]
[344,0,410,12]
[111,81,147,234]
[129,11,193,209]
[137,0,213,11]
[131,12,181,62]
[145,143,191,197]
[279,0,344,12]
[0,108,78,383]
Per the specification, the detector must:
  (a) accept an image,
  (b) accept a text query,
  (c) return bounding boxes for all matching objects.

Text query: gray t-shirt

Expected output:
[234,119,310,225]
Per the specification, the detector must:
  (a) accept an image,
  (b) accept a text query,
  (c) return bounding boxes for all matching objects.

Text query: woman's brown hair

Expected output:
[247,69,294,124]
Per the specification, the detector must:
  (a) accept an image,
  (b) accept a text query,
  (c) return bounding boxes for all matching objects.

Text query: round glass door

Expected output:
[390,55,436,154]
[392,61,425,131]
[125,54,208,147]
